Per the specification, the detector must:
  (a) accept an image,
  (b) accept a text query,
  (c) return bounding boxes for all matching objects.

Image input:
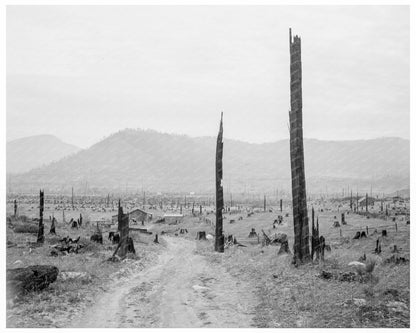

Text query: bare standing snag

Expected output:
[215,112,225,253]
[289,28,310,262]
[37,190,44,244]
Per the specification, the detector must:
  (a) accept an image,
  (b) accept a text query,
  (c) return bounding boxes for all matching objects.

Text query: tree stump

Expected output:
[382,230,387,237]
[50,217,56,235]
[7,265,59,299]
[278,241,291,255]
[196,231,207,240]
[248,228,257,238]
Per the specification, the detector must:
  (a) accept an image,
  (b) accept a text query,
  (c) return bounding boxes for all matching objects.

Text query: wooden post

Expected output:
[264,195,266,212]
[289,28,310,262]
[395,222,398,232]
[200,205,202,215]
[350,190,353,211]
[37,190,45,243]
[71,187,74,209]
[366,226,369,236]
[215,112,225,253]
[280,199,283,212]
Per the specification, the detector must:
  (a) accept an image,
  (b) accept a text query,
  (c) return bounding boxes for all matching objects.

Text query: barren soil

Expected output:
[71,236,256,328]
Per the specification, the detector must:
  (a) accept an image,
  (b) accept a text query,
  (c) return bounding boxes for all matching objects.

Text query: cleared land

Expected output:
[6,200,410,328]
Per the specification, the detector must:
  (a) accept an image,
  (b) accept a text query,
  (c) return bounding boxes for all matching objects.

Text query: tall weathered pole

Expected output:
[37,190,45,243]
[215,112,225,253]
[71,187,74,209]
[289,28,310,262]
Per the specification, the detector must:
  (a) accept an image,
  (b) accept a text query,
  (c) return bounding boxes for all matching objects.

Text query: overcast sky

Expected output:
[7,5,409,149]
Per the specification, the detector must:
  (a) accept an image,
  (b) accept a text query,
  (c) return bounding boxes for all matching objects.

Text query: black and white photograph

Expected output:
[2,2,414,329]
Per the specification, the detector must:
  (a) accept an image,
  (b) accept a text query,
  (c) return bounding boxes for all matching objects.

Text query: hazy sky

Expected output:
[7,5,409,149]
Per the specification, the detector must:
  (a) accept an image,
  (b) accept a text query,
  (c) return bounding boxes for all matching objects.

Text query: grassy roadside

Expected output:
[6,221,163,328]
[188,209,410,328]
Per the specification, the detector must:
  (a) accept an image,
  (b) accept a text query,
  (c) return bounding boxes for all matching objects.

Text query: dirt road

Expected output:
[72,236,256,328]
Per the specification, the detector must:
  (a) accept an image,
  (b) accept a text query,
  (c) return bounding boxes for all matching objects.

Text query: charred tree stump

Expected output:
[278,241,291,255]
[196,231,207,240]
[37,190,45,244]
[382,229,387,237]
[341,213,346,225]
[14,199,17,217]
[49,217,56,235]
[289,29,310,263]
[214,112,225,253]
[154,234,159,243]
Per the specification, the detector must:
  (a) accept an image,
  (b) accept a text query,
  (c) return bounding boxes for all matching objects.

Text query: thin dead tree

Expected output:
[13,199,17,217]
[289,28,310,262]
[37,190,45,243]
[215,112,225,253]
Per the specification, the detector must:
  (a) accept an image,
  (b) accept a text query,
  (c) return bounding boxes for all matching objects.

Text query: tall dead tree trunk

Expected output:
[289,28,310,262]
[118,205,131,257]
[117,199,122,232]
[37,190,45,243]
[215,112,225,253]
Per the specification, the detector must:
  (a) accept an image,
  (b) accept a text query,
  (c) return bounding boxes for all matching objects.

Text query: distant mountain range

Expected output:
[7,130,409,195]
[7,135,81,174]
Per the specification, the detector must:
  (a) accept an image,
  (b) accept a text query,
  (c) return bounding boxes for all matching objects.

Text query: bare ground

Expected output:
[71,236,256,328]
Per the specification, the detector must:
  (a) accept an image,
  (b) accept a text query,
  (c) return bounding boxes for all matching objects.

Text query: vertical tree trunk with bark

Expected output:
[289,28,310,262]
[215,112,225,253]
[37,190,45,243]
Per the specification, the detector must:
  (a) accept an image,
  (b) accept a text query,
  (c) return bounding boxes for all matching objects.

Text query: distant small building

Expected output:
[163,214,184,224]
[112,208,152,224]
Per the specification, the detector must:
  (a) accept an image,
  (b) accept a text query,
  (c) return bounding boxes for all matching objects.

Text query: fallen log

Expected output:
[7,265,59,299]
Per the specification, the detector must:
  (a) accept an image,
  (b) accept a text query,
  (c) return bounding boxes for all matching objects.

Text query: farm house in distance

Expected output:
[112,208,152,224]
